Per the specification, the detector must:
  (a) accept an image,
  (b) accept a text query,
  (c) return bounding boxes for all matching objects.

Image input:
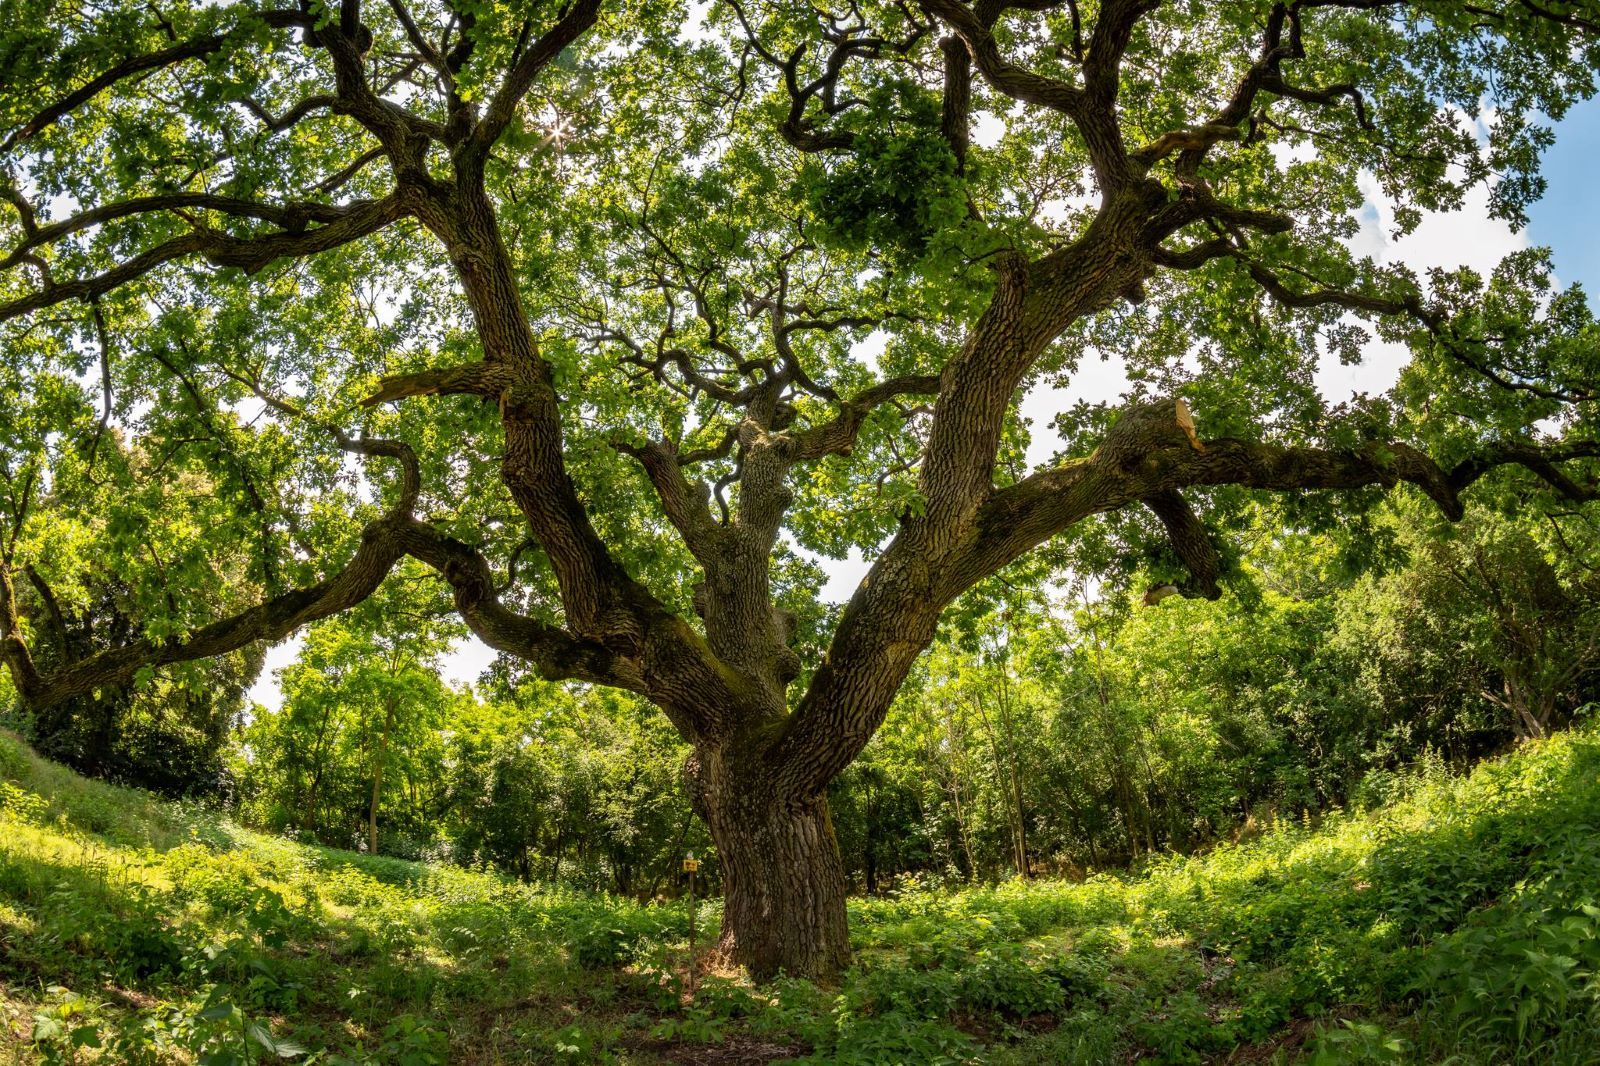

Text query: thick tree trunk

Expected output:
[696,751,851,981]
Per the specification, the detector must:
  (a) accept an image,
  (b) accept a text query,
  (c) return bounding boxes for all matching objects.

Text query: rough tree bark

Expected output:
[690,746,853,978]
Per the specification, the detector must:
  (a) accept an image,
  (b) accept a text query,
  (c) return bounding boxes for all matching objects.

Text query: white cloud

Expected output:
[1019,351,1131,470]
[1315,336,1412,402]
[849,329,889,374]
[1352,170,1526,278]
[1315,170,1529,402]
[245,634,304,714]
[816,546,872,603]
[439,636,497,688]
[246,631,497,713]
[972,111,1006,149]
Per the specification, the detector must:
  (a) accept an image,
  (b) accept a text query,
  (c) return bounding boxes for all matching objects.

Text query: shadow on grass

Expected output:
[303,843,432,888]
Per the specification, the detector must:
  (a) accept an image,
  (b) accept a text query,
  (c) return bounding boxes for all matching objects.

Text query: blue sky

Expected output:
[1529,97,1600,297]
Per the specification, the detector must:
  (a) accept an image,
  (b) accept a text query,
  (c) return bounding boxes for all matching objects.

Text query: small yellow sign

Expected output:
[682,857,700,873]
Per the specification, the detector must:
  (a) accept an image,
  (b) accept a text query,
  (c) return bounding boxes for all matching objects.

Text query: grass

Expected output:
[1,724,1598,1064]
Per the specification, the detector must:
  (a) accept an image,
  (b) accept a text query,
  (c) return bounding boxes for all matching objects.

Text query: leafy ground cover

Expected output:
[1,725,1597,1064]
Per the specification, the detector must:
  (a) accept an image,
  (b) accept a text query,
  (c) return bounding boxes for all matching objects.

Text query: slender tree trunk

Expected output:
[302,705,335,836]
[994,671,1030,878]
[368,696,396,856]
[973,679,1030,879]
[1083,813,1102,869]
[642,811,693,903]
[941,702,979,878]
[863,780,879,896]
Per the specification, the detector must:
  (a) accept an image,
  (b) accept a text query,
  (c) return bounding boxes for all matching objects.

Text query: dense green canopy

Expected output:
[2,0,1597,976]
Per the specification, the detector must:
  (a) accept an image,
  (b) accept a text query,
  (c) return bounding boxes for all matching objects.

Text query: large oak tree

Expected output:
[2,0,1598,977]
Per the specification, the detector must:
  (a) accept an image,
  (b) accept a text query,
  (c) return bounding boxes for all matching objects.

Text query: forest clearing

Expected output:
[4,723,1600,1063]
[3,0,1600,1060]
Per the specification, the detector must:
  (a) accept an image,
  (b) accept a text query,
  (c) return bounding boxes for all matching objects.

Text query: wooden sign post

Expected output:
[682,852,700,997]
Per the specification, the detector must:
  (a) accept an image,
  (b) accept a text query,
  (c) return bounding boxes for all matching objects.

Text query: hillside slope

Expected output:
[1,726,1598,1064]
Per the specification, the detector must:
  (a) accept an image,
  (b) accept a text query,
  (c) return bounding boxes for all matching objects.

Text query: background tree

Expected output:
[435,675,705,894]
[1427,517,1600,740]
[0,392,266,792]
[828,504,1600,887]
[2,0,1599,977]
[236,564,456,851]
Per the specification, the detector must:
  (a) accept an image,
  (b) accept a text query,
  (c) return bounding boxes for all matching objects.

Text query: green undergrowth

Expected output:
[1,725,1598,1064]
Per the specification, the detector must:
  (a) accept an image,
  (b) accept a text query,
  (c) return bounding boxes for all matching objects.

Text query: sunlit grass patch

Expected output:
[0,725,1597,1063]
